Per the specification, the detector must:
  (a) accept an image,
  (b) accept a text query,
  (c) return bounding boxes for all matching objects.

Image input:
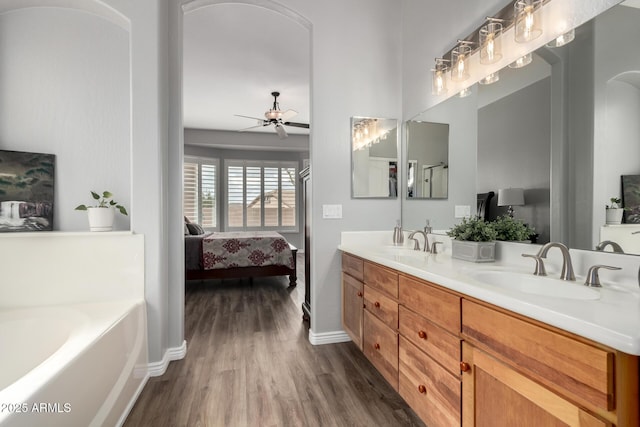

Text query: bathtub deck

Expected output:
[124,256,424,426]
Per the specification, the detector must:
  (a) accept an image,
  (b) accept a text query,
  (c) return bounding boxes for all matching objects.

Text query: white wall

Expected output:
[0,6,131,232]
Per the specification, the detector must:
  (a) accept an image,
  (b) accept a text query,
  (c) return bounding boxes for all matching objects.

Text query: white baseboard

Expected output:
[147,340,187,377]
[308,329,351,345]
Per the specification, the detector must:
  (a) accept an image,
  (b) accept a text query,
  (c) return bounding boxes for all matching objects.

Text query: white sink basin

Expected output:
[470,270,601,300]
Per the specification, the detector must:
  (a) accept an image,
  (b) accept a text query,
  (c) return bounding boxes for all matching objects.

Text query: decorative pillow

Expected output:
[184,216,192,224]
[186,223,205,235]
[184,223,190,235]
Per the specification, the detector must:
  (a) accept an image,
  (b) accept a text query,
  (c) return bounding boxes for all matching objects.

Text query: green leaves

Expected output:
[493,215,535,241]
[77,191,128,215]
[447,216,497,242]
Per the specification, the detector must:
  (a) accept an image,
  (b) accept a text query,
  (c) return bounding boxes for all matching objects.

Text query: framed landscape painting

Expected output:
[0,149,55,232]
[622,174,640,224]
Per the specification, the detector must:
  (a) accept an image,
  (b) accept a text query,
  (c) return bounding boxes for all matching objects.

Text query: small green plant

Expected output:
[606,197,622,209]
[447,216,497,242]
[75,191,128,215]
[493,215,535,241]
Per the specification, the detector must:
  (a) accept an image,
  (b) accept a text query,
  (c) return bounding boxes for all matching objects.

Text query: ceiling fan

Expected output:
[235,91,309,139]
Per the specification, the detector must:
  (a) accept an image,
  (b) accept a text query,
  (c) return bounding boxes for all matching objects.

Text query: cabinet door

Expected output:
[461,342,610,427]
[342,272,363,350]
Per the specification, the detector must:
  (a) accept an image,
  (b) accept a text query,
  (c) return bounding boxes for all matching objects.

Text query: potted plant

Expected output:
[605,197,624,225]
[493,215,536,242]
[75,191,128,231]
[447,216,497,262]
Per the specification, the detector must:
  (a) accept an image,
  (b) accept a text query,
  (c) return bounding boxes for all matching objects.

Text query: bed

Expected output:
[185,230,297,286]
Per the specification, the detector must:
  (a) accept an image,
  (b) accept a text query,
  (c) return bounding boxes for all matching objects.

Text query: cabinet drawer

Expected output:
[462,299,614,411]
[342,252,364,281]
[363,310,398,390]
[399,305,460,376]
[364,262,398,298]
[399,336,461,427]
[399,275,460,334]
[364,285,398,329]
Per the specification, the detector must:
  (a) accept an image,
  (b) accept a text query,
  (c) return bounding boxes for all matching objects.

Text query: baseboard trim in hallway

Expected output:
[308,329,351,345]
[147,339,187,377]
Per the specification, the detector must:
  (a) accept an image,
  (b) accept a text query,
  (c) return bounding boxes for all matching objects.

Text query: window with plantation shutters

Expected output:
[183,157,219,230]
[225,160,298,232]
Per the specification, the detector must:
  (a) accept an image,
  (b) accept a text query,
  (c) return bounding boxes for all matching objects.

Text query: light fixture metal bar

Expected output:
[441,0,551,64]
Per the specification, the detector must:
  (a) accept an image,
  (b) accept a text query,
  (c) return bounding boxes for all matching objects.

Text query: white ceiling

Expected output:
[183,4,310,136]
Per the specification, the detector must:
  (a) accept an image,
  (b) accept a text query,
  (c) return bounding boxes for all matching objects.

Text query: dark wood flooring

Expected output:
[124,257,424,427]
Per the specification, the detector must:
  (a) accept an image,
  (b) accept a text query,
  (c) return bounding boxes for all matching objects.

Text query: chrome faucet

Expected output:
[408,230,430,252]
[536,242,575,281]
[595,240,624,253]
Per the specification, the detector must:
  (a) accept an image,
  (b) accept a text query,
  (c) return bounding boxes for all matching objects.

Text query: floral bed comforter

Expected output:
[201,231,294,270]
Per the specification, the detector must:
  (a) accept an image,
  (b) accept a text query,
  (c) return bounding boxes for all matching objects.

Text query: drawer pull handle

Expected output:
[374,343,381,350]
[460,361,471,372]
[357,291,363,297]
[418,330,427,339]
[417,385,427,394]
[374,301,381,308]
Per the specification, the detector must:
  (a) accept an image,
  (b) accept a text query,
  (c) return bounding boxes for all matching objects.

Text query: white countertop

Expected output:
[339,231,640,355]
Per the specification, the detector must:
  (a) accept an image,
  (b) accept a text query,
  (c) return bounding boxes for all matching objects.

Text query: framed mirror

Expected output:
[406,121,449,199]
[351,117,399,198]
[401,2,640,255]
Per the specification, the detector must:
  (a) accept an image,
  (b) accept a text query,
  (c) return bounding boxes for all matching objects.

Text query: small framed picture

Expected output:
[621,175,640,224]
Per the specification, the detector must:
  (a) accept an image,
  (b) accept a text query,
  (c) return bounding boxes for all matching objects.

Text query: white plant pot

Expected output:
[452,240,496,262]
[605,208,624,225]
[87,207,115,232]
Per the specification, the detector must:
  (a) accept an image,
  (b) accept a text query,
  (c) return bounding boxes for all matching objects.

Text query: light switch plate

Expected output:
[454,205,471,218]
[322,204,343,219]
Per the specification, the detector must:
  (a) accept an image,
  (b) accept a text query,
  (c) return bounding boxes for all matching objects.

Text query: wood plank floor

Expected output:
[124,258,424,427]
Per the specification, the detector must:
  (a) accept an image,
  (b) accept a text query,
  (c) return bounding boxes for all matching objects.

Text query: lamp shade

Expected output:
[498,188,525,207]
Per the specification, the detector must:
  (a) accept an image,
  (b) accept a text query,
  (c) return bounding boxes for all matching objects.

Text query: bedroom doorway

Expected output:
[179,0,312,330]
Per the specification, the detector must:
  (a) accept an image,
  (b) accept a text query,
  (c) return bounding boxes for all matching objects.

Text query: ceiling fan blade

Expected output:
[238,124,266,132]
[283,121,310,129]
[235,114,268,123]
[280,109,298,121]
[275,124,288,139]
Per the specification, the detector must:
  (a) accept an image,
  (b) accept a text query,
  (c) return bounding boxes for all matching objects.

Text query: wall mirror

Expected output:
[351,117,399,198]
[406,121,449,199]
[402,1,640,255]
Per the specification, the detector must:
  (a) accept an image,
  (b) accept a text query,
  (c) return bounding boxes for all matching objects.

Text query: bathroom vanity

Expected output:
[340,232,640,427]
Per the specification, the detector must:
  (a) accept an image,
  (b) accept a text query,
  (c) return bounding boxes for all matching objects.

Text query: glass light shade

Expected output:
[451,44,472,82]
[480,22,503,65]
[546,29,575,48]
[514,0,543,43]
[458,87,472,98]
[479,71,500,85]
[431,59,448,95]
[508,52,533,69]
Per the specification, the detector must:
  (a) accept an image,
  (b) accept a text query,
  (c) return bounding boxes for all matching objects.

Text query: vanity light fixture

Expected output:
[451,41,473,82]
[546,28,575,48]
[508,52,533,69]
[480,18,504,65]
[432,58,449,96]
[514,0,543,43]
[479,71,500,85]
[458,87,472,98]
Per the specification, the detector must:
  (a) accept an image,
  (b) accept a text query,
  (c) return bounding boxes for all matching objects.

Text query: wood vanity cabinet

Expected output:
[341,252,640,427]
[461,299,639,427]
[341,253,364,349]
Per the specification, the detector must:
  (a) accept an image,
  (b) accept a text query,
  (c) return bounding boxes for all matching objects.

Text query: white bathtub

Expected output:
[0,300,148,427]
